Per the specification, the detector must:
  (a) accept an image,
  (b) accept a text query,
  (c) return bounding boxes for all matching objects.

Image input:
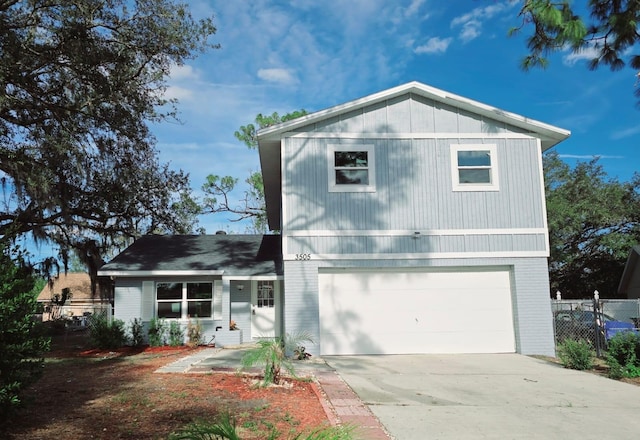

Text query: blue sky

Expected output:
[151,0,639,234]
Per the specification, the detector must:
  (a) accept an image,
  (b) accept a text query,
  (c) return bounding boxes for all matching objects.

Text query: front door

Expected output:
[251,280,280,338]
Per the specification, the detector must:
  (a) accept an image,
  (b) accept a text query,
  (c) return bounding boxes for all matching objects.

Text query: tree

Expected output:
[0,0,217,282]
[511,0,640,99]
[201,110,307,233]
[0,246,50,421]
[544,152,640,298]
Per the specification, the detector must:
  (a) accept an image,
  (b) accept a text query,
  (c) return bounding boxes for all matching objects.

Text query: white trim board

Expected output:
[222,275,284,281]
[284,132,538,140]
[284,228,547,237]
[283,251,549,260]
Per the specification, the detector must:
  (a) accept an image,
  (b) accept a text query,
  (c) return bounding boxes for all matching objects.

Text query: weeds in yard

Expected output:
[169,413,354,440]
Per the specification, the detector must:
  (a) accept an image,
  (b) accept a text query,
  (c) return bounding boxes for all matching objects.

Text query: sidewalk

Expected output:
[154,347,391,439]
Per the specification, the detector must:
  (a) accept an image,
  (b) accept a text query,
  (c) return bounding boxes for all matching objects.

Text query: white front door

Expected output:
[251,280,280,338]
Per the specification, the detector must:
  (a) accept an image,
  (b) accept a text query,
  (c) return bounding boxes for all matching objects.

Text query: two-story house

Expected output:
[99,81,569,356]
[257,81,569,356]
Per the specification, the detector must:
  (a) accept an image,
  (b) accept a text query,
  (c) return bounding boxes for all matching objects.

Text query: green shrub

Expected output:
[148,318,166,346]
[0,248,50,421]
[557,339,594,370]
[241,331,314,386]
[168,321,184,346]
[129,318,145,347]
[605,331,640,378]
[186,318,203,348]
[88,315,127,349]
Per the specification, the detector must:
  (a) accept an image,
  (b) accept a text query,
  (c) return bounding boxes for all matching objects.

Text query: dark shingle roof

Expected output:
[98,235,282,276]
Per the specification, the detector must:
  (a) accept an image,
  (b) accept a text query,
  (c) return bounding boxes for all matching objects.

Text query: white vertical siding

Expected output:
[114,279,143,324]
[141,281,154,320]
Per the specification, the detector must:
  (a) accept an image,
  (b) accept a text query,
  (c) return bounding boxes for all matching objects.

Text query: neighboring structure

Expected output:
[37,272,110,323]
[619,245,640,299]
[257,81,569,356]
[98,234,283,346]
[100,81,570,355]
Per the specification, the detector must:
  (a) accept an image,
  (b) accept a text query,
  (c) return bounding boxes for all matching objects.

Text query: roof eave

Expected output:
[97,270,225,278]
[618,245,640,295]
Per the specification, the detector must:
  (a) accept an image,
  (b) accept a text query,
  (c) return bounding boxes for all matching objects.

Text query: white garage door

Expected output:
[318,268,515,355]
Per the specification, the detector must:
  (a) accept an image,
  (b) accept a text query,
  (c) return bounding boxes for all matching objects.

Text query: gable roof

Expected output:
[257,81,571,230]
[98,234,283,277]
[619,245,640,296]
[37,272,94,302]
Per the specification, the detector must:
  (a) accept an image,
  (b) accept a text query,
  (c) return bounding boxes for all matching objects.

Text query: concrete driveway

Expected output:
[324,354,640,439]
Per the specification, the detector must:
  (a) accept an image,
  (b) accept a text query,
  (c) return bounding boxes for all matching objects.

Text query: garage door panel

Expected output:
[319,269,515,355]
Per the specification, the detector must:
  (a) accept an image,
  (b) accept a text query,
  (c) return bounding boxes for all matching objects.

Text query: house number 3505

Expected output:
[295,253,311,260]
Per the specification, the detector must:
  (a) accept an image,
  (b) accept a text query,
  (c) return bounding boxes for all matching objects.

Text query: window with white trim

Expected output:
[450,144,499,191]
[156,281,214,319]
[328,144,376,192]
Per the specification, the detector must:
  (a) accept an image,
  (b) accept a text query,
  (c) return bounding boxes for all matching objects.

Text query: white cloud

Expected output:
[169,64,200,81]
[414,37,452,54]
[257,68,298,85]
[558,154,624,159]
[562,45,600,66]
[459,20,481,43]
[611,125,640,140]
[405,0,426,18]
[450,2,517,42]
[164,85,194,101]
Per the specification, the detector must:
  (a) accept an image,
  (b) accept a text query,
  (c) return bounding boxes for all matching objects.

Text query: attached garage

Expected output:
[318,267,516,355]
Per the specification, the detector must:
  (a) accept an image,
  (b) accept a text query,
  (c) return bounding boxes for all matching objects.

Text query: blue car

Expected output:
[554,310,635,343]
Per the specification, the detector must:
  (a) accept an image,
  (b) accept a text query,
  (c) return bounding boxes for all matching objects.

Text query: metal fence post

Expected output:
[593,290,601,357]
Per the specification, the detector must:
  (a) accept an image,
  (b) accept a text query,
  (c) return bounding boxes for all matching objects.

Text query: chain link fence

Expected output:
[551,299,640,356]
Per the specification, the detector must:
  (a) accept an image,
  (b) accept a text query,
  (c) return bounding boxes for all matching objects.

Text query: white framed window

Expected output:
[256,280,275,308]
[328,144,376,192]
[156,281,215,319]
[450,144,500,191]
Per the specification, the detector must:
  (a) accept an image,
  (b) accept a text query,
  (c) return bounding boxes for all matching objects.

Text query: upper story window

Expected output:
[450,144,500,192]
[156,281,214,319]
[328,144,376,192]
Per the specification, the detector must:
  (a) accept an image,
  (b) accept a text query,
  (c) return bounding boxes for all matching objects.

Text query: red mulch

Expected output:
[6,331,332,439]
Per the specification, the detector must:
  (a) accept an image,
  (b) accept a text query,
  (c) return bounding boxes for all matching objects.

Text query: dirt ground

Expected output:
[6,331,331,439]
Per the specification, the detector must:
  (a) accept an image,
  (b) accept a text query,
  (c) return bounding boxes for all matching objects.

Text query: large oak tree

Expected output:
[544,153,640,298]
[0,0,217,283]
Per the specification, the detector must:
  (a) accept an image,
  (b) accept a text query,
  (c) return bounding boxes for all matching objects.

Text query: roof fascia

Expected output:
[618,245,640,294]
[97,270,225,277]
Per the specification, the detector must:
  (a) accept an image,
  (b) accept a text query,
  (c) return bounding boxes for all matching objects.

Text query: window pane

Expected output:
[335,169,369,185]
[459,169,491,184]
[158,302,181,318]
[257,281,274,308]
[187,282,212,299]
[188,301,212,318]
[335,151,368,167]
[157,283,182,300]
[458,150,491,167]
